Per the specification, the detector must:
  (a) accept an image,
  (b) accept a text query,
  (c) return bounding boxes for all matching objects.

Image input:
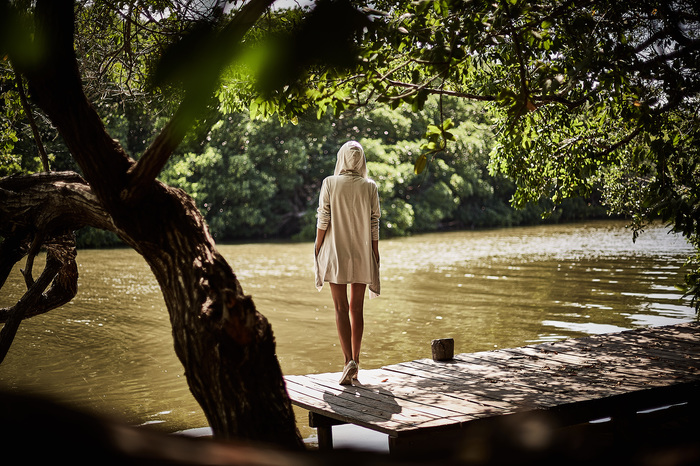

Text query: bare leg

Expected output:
[331,282,367,365]
[330,283,352,364]
[349,283,366,365]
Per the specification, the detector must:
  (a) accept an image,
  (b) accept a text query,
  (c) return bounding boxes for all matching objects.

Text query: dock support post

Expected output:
[432,338,454,361]
[309,412,347,450]
[317,425,333,450]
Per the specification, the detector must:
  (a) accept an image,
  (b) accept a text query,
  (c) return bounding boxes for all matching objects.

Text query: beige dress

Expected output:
[314,141,381,298]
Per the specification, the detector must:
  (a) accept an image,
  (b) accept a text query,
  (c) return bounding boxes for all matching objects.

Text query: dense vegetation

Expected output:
[166,98,612,241]
[218,0,700,308]
[2,88,607,247]
[2,0,697,301]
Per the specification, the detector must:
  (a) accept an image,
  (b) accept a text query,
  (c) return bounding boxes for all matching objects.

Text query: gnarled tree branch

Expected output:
[4,0,304,446]
[0,171,113,336]
[0,232,77,364]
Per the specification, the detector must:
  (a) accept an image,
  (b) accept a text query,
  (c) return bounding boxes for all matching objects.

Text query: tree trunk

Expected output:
[136,185,302,447]
[3,0,303,448]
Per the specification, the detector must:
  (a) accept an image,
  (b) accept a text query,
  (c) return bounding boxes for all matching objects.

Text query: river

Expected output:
[0,220,696,441]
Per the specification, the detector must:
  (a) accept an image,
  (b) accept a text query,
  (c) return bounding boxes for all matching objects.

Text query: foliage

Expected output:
[2,0,696,306]
[225,0,699,309]
[0,0,611,241]
[157,96,605,243]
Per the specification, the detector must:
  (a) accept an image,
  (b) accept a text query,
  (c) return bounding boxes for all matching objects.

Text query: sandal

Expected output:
[339,360,357,385]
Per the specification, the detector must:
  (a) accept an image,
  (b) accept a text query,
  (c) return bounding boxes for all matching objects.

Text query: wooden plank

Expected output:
[310,371,477,426]
[347,370,502,419]
[502,344,696,383]
[507,338,700,376]
[447,350,645,394]
[525,340,700,382]
[386,358,521,390]
[285,322,700,452]
[459,356,644,405]
[593,333,700,362]
[287,372,474,434]
[285,383,404,435]
[286,376,411,429]
[308,370,471,418]
[624,327,700,348]
[500,346,692,388]
[578,340,700,373]
[373,363,516,412]
[285,377,396,429]
[387,358,613,409]
[286,376,404,426]
[540,329,700,361]
[598,334,700,363]
[634,322,700,344]
[482,348,663,391]
[384,359,548,403]
[410,336,696,406]
[305,370,511,435]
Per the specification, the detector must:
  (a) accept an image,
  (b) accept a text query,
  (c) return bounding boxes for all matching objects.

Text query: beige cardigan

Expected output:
[314,142,381,298]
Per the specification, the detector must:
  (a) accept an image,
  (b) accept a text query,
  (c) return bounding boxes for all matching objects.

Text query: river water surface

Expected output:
[0,220,696,441]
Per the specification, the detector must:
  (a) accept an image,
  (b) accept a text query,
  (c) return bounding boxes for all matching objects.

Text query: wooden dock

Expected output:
[284,322,700,457]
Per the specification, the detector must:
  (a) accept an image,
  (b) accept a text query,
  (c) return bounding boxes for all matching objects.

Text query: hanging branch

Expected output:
[0,229,78,364]
[0,252,61,364]
[20,231,45,289]
[0,172,109,364]
[14,66,51,172]
[122,0,277,203]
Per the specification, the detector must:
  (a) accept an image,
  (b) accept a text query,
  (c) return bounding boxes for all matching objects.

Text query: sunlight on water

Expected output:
[0,220,696,439]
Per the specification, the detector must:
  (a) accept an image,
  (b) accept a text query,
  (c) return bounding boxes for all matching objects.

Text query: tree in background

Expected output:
[231,0,699,309]
[157,95,605,244]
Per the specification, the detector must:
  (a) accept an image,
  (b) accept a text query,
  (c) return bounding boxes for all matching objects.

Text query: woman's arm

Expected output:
[315,228,327,256]
[370,181,380,263]
[315,178,330,256]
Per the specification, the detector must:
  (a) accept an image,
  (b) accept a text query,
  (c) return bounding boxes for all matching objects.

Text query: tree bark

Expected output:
[3,0,303,448]
[0,233,76,364]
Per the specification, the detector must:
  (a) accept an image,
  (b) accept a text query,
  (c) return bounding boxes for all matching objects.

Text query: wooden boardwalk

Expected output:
[284,322,700,456]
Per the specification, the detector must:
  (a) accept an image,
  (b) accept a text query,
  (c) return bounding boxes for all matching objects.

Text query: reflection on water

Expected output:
[0,220,695,438]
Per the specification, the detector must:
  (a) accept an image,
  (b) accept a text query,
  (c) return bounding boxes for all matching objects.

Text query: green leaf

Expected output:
[249,99,260,120]
[414,153,427,174]
[426,124,442,135]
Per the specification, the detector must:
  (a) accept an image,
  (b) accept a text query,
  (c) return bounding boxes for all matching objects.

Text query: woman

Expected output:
[314,140,381,385]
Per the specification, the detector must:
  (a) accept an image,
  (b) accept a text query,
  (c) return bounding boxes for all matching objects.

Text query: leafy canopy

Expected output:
[2,0,698,307]
[223,0,699,308]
